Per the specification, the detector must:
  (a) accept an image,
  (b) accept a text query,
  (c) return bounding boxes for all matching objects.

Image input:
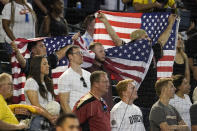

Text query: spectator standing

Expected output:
[58,45,91,113]
[56,113,80,131]
[97,12,176,129]
[32,0,47,33]
[173,34,190,82]
[24,56,58,130]
[122,0,175,12]
[190,102,197,131]
[86,42,114,110]
[81,14,95,49]
[149,78,189,131]
[73,71,111,131]
[2,0,36,44]
[111,79,145,131]
[40,0,68,37]
[0,73,27,130]
[169,75,192,130]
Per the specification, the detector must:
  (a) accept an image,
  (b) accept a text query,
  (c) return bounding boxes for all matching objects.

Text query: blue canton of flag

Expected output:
[104,39,153,88]
[43,36,73,66]
[141,12,176,50]
[105,40,152,63]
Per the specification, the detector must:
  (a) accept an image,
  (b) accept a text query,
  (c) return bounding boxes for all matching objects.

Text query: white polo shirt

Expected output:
[111,101,146,131]
[58,67,91,109]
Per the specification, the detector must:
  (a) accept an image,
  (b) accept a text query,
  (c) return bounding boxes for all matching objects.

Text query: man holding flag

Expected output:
[96,12,176,129]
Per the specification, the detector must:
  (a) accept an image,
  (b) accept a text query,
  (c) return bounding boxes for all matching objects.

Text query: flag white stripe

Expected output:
[104,14,141,23]
[95,23,138,34]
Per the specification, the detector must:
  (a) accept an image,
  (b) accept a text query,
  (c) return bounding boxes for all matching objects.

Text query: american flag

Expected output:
[11,11,179,103]
[94,10,179,79]
[104,39,153,88]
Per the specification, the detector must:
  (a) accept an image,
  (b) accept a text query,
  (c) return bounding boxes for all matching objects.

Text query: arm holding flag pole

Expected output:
[157,14,177,47]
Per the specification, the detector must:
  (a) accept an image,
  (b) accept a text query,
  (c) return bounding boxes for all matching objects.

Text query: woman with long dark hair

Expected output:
[24,56,58,130]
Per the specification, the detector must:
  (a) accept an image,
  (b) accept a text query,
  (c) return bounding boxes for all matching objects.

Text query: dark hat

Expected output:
[27,37,45,51]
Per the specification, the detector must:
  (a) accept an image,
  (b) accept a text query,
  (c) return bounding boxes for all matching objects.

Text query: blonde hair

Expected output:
[130,29,147,41]
[155,78,173,97]
[0,73,12,85]
[116,79,134,98]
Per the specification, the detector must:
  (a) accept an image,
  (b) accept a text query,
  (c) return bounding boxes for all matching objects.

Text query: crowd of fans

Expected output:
[0,0,197,131]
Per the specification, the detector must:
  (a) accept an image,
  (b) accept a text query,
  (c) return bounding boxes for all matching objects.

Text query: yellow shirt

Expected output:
[0,95,19,124]
[133,0,175,8]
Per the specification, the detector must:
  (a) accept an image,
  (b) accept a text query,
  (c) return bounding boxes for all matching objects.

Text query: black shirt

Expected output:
[190,103,197,126]
[134,43,163,108]
[50,17,68,37]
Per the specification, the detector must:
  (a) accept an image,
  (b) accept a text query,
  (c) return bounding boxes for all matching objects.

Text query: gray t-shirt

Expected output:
[149,101,182,131]
[190,103,197,126]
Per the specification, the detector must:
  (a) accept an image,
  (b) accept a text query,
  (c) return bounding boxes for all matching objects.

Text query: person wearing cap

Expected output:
[97,13,176,129]
[110,79,146,131]
[11,38,69,77]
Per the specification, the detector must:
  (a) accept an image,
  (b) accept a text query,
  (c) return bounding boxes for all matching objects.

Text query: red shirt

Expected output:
[73,93,111,131]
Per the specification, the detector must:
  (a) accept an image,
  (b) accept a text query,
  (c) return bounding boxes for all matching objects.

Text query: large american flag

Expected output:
[94,10,179,79]
[11,11,178,103]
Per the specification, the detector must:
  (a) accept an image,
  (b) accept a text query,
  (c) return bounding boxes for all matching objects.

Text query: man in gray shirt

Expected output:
[149,78,189,131]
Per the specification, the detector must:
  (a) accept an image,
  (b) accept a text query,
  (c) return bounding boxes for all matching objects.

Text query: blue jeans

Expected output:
[29,115,54,131]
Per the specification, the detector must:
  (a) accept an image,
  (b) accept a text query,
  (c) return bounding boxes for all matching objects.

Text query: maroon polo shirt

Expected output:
[85,62,114,110]
[73,92,111,131]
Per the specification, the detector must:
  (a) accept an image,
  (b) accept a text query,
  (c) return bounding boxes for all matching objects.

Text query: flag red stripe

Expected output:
[105,62,142,83]
[95,29,131,39]
[52,72,64,78]
[159,56,174,61]
[12,95,25,104]
[96,19,141,29]
[157,67,173,72]
[100,10,143,18]
[13,83,25,90]
[105,58,145,72]
[12,73,26,78]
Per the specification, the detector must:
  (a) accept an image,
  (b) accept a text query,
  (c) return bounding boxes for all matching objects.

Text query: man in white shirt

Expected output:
[58,45,91,113]
[110,79,146,131]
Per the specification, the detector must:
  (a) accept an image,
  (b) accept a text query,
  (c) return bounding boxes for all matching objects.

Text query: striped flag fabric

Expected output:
[94,10,179,79]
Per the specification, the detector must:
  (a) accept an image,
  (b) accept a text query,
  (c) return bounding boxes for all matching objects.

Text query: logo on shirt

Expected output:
[166,115,177,120]
[129,115,143,124]
[20,9,30,15]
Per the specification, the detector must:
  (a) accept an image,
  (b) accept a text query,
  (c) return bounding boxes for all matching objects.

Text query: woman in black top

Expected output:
[173,34,190,82]
[40,0,68,37]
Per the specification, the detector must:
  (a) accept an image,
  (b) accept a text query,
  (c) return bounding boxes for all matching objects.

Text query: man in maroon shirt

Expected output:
[73,71,111,131]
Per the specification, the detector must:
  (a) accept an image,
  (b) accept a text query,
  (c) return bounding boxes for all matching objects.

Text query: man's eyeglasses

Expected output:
[72,51,83,55]
[80,77,87,88]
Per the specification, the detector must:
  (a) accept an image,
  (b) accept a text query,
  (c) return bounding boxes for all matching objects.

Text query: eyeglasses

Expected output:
[80,77,87,88]
[72,51,83,55]
[101,99,108,112]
